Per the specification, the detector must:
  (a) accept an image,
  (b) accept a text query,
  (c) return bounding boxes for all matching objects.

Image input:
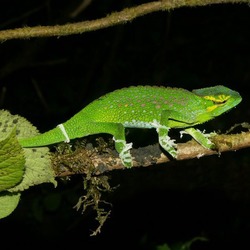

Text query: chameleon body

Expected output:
[18,85,242,167]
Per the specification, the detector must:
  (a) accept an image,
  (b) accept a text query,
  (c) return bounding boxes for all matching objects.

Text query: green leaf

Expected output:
[0,192,21,219]
[0,128,25,191]
[9,146,57,192]
[0,109,40,139]
[0,110,57,192]
[0,110,57,219]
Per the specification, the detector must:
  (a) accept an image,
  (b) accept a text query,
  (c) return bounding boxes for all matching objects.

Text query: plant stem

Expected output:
[0,0,249,41]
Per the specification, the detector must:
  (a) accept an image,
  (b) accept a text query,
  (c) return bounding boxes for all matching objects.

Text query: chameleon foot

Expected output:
[181,128,216,150]
[159,135,177,158]
[113,138,133,167]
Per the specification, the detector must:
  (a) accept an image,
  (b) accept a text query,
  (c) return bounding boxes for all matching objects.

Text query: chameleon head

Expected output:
[192,85,242,116]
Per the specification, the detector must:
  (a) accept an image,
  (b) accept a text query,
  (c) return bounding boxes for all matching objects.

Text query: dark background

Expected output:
[0,1,250,249]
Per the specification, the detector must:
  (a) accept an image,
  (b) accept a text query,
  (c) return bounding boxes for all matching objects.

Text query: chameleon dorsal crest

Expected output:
[19,85,242,167]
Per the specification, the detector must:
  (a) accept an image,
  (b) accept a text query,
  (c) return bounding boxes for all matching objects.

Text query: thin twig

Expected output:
[0,0,249,41]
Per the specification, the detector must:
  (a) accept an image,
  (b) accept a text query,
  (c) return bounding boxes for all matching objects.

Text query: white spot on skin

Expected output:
[57,124,70,143]
[123,120,154,128]
[123,118,170,130]
[150,119,169,132]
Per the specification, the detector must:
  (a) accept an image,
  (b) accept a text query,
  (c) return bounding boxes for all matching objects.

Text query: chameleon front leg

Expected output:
[157,126,178,158]
[156,110,217,158]
[181,128,216,149]
[153,110,178,158]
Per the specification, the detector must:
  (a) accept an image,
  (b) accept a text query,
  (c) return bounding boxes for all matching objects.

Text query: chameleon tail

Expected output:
[18,126,67,147]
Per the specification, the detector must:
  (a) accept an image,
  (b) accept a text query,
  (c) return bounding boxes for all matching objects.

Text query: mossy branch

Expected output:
[53,129,250,177]
[0,0,249,41]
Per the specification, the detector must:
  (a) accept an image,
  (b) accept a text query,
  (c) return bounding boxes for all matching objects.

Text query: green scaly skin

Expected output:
[18,85,242,167]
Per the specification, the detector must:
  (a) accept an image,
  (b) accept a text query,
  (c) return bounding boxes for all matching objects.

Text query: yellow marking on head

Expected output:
[203,94,230,103]
[207,105,218,112]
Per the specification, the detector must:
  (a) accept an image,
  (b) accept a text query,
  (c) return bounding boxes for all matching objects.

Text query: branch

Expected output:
[0,0,249,41]
[53,130,250,177]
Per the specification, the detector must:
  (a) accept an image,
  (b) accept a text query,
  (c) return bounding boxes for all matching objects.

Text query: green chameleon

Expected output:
[19,85,242,167]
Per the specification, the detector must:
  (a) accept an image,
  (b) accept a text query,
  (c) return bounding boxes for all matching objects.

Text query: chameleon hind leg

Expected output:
[94,122,133,167]
[63,122,133,167]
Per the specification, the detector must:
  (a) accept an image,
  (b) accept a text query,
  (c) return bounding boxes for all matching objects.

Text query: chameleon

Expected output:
[18,85,242,167]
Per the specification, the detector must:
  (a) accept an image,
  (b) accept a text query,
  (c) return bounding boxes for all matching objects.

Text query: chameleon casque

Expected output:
[19,85,242,167]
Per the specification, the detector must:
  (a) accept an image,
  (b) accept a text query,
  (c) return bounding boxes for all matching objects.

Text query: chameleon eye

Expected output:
[204,94,230,104]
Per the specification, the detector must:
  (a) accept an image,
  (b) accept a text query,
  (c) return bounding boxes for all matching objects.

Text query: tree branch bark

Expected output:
[0,0,249,41]
[53,130,250,177]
